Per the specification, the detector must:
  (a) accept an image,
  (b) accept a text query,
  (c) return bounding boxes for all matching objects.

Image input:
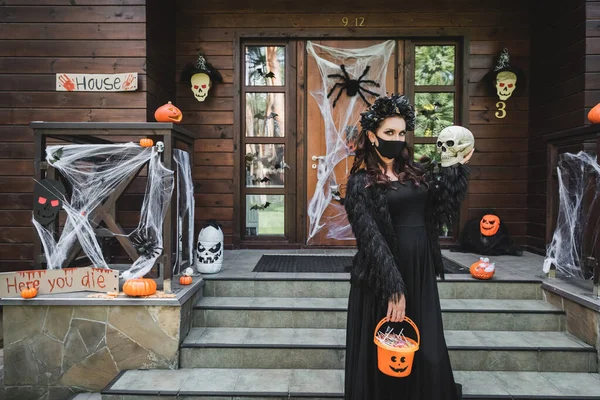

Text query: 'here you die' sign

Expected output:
[0,267,119,298]
[56,72,138,92]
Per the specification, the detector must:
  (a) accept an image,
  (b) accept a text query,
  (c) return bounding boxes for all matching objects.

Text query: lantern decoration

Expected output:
[21,287,38,299]
[485,49,525,119]
[196,220,224,274]
[181,54,223,102]
[140,138,154,147]
[588,103,600,124]
[470,257,496,280]
[155,101,183,123]
[480,214,501,237]
[123,278,157,297]
[33,179,67,226]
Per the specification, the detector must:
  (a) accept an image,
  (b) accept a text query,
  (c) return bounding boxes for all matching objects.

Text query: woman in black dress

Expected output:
[344,94,473,400]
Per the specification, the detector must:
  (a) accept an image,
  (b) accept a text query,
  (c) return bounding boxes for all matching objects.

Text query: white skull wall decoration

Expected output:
[181,54,223,103]
[196,221,224,274]
[191,73,211,102]
[436,126,475,167]
[495,71,517,101]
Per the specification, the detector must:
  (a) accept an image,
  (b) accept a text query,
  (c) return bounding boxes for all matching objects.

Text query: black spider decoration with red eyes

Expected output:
[327,64,380,108]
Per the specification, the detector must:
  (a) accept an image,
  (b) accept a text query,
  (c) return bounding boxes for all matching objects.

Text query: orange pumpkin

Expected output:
[140,138,154,147]
[588,103,600,124]
[123,278,157,297]
[470,259,495,280]
[154,101,183,123]
[480,214,500,236]
[21,287,38,299]
[179,275,192,285]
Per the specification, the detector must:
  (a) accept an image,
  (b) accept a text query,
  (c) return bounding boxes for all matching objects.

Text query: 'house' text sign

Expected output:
[56,73,138,92]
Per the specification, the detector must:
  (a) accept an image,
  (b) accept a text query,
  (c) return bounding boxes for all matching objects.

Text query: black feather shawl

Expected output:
[344,162,469,303]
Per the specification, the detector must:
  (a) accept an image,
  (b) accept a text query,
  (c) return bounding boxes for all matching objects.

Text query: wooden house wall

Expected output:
[0,1,158,272]
[528,0,600,253]
[175,0,533,248]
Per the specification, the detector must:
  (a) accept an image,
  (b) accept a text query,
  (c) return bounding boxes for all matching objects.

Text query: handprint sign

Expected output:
[58,74,75,91]
[56,73,138,92]
[122,74,136,91]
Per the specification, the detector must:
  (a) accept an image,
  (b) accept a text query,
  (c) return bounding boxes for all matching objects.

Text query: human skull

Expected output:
[495,71,517,101]
[191,73,211,102]
[436,126,475,167]
[156,141,164,153]
[196,222,224,273]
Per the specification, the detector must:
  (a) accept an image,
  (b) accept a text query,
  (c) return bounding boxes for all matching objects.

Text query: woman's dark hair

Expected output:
[350,94,427,188]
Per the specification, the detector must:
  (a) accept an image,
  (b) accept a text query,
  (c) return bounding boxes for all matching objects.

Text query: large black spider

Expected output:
[130,232,163,259]
[327,65,380,108]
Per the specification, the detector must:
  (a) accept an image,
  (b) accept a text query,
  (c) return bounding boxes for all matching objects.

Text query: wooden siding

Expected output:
[175,0,533,248]
[0,1,151,271]
[528,0,600,253]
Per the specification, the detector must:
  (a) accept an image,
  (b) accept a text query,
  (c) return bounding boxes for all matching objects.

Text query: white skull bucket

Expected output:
[196,221,224,273]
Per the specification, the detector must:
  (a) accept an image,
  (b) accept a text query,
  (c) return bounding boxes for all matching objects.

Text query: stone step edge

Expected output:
[202,274,543,284]
[194,302,563,314]
[194,305,564,314]
[101,369,600,399]
[180,343,594,352]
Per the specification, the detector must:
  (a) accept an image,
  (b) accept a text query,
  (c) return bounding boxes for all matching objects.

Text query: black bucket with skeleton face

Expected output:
[196,225,224,273]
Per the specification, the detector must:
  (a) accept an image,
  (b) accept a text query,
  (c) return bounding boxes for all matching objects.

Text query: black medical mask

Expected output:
[374,136,407,159]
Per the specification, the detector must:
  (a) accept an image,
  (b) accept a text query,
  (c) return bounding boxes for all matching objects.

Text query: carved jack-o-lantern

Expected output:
[480,214,500,236]
[154,101,182,123]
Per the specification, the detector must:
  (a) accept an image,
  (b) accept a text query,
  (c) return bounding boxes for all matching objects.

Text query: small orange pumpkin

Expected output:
[588,103,600,124]
[140,138,154,147]
[21,287,38,299]
[123,278,157,297]
[470,259,495,280]
[154,101,183,123]
[480,214,500,236]
[179,275,192,285]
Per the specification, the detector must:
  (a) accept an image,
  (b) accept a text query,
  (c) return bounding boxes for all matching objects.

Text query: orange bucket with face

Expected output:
[373,317,420,378]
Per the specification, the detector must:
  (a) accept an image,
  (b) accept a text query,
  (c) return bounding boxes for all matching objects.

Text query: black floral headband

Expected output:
[359,94,416,133]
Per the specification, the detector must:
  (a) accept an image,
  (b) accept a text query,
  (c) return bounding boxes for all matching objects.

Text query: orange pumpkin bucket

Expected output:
[373,317,420,378]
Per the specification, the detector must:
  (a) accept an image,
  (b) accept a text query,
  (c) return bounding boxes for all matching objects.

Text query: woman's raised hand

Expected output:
[461,148,475,165]
[387,293,406,322]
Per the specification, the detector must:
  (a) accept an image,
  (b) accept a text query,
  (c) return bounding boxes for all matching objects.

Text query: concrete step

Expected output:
[179,327,596,372]
[202,276,543,300]
[193,297,565,331]
[101,368,600,399]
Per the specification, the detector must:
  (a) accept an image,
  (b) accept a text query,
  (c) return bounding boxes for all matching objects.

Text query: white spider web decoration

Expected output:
[543,151,600,280]
[306,40,394,242]
[173,149,195,276]
[32,143,176,280]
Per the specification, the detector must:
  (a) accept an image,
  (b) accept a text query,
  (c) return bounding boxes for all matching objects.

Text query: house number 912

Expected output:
[342,17,366,27]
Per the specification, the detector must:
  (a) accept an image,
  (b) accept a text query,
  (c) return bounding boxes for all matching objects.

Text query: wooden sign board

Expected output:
[56,73,138,92]
[0,267,119,298]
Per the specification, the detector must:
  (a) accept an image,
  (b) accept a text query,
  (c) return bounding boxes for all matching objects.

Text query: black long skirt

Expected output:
[344,225,461,400]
